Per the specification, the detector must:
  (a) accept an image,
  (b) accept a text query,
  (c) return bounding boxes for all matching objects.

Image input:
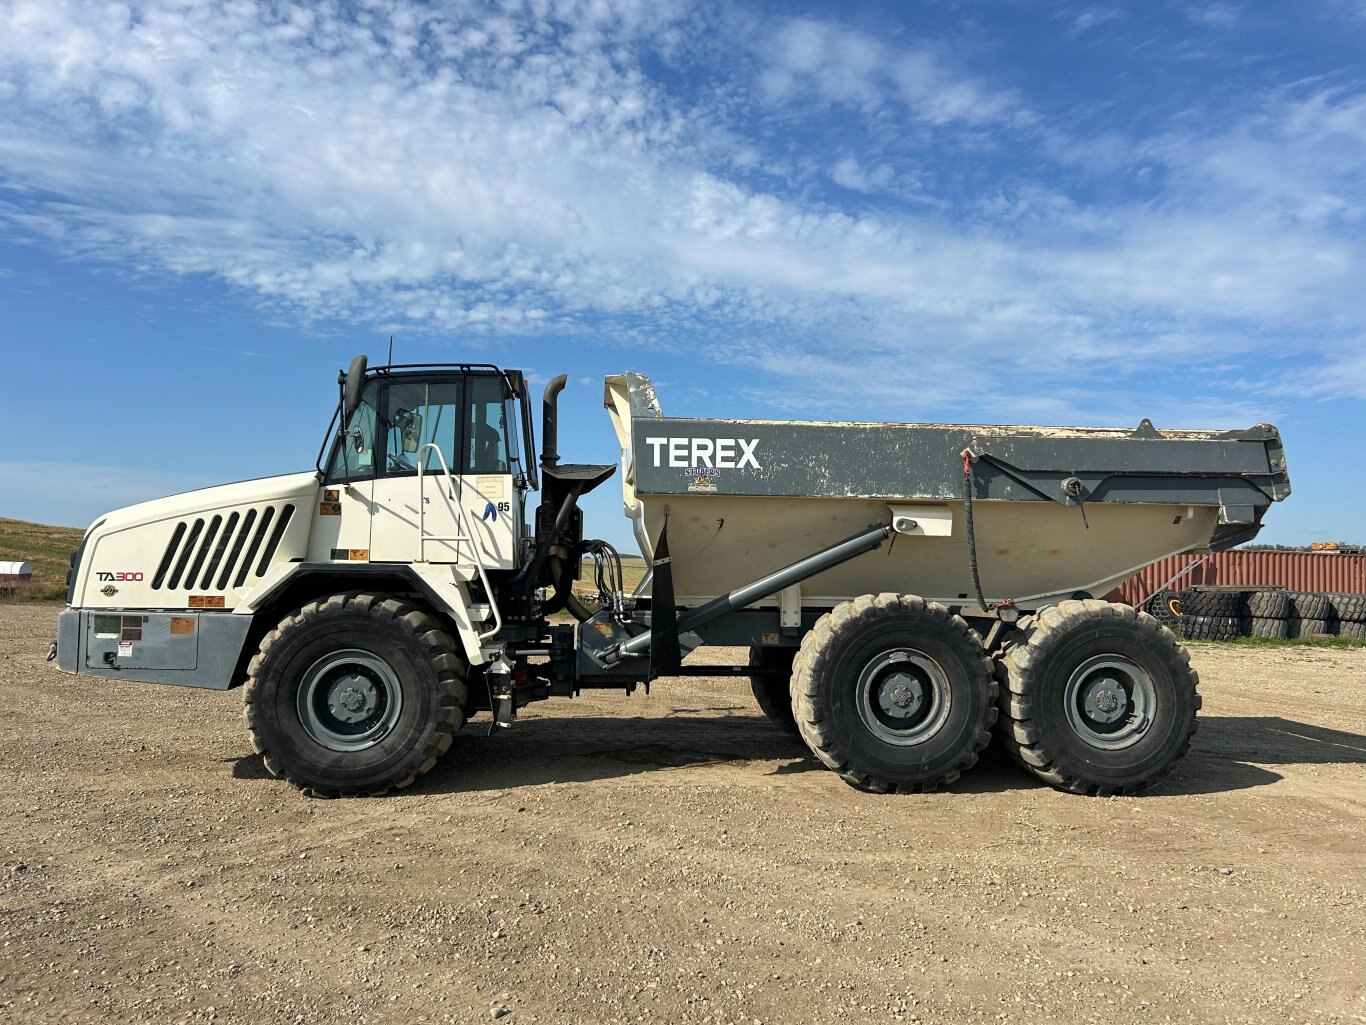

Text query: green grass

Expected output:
[0,517,85,603]
[1229,634,1366,649]
[573,554,648,599]
[1184,634,1366,650]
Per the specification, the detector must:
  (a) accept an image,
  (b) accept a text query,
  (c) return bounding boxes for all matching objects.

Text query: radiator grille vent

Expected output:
[151,504,296,591]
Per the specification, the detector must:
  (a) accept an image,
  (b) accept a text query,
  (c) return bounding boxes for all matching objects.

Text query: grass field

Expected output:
[573,553,649,602]
[0,517,84,602]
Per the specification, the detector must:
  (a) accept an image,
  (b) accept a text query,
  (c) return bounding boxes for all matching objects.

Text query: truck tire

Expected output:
[1337,620,1366,641]
[243,592,467,797]
[1179,590,1245,617]
[748,646,798,735]
[1327,593,1366,623]
[1180,614,1239,642]
[791,594,995,793]
[1290,616,1331,638]
[1289,592,1330,620]
[1241,615,1289,640]
[1246,590,1290,619]
[995,600,1200,795]
[1143,588,1182,627]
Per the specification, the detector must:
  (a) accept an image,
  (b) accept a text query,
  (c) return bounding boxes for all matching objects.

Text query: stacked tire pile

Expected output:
[1328,593,1366,640]
[1177,589,1242,641]
[1286,591,1332,638]
[1242,589,1291,639]
[1142,587,1366,640]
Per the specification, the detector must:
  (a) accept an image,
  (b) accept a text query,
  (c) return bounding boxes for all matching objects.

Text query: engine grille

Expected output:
[151,504,296,591]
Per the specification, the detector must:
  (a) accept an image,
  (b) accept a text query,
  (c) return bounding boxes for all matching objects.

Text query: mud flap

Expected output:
[648,519,681,679]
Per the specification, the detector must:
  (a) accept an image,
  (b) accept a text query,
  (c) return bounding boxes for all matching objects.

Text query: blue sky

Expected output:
[1,0,1363,549]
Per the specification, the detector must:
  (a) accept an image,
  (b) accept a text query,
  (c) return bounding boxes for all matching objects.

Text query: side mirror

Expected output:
[343,354,368,416]
[393,408,423,452]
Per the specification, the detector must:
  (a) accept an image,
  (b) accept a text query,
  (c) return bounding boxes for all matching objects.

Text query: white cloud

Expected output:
[756,16,1025,128]
[0,0,1361,423]
[1184,3,1241,29]
[830,156,895,194]
[1071,8,1123,34]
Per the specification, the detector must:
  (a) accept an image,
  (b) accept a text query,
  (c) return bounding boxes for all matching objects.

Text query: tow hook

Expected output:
[46,640,57,663]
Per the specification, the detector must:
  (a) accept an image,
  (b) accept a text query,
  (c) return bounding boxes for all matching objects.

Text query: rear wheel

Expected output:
[996,600,1199,795]
[244,592,467,796]
[748,646,798,735]
[791,594,995,793]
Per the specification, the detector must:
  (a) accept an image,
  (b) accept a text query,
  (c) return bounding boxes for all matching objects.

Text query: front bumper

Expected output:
[52,607,252,690]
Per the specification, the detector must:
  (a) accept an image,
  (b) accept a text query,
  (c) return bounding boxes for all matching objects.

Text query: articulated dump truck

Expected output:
[53,357,1291,797]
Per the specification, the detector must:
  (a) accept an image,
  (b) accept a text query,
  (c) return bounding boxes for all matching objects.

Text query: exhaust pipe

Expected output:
[542,374,567,468]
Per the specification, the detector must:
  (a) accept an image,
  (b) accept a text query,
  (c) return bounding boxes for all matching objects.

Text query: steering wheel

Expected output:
[387,451,414,471]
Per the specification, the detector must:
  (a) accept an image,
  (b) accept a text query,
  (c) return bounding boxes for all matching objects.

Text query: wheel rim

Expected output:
[296,649,404,752]
[854,648,953,746]
[1063,653,1155,750]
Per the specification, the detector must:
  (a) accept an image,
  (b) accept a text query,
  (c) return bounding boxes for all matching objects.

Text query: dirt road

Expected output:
[1,603,1362,1025]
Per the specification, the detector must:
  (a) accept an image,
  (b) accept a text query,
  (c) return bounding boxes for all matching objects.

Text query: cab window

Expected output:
[465,376,510,473]
[378,375,511,477]
[383,380,463,475]
[324,381,379,484]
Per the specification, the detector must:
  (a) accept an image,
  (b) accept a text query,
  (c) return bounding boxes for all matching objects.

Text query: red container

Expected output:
[1106,551,1366,606]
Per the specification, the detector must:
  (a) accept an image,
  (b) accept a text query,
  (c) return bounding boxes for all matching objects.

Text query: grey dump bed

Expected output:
[604,372,1291,607]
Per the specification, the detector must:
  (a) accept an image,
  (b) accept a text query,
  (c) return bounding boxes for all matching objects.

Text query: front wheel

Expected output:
[243,592,467,796]
[791,594,996,793]
[995,600,1199,795]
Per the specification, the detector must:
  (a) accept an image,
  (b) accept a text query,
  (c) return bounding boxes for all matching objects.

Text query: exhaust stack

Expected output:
[541,374,567,469]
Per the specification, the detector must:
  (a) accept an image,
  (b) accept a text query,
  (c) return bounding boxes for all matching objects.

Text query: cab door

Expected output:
[368,374,520,569]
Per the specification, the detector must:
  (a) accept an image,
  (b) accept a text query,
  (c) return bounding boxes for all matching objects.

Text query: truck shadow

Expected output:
[229,714,1364,797]
[415,711,819,794]
[1156,715,1366,796]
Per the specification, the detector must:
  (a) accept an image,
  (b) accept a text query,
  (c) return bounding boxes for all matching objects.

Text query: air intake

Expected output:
[151,504,295,591]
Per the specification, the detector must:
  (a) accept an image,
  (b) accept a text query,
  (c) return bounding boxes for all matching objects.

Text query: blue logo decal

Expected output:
[482,500,498,523]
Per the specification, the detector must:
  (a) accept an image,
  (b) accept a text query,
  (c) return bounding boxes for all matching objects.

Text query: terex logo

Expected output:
[97,571,144,582]
[645,436,760,470]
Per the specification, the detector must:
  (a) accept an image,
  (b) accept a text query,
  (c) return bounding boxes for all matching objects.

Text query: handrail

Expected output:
[416,444,504,642]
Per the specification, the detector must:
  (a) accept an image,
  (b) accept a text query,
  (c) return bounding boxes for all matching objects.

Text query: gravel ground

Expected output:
[1,602,1363,1025]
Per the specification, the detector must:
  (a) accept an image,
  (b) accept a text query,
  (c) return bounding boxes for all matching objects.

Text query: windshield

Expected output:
[324,381,379,484]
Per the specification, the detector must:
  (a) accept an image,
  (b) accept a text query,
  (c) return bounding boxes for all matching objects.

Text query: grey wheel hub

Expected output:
[331,675,379,722]
[856,649,952,746]
[1064,654,1156,750]
[297,649,404,752]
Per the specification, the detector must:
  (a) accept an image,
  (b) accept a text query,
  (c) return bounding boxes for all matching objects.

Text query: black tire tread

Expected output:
[1290,616,1331,638]
[1326,593,1366,623]
[1180,613,1239,642]
[1337,619,1366,641]
[1289,592,1331,620]
[1143,588,1182,626]
[1241,615,1289,640]
[748,646,799,736]
[243,591,467,797]
[1246,590,1290,619]
[1179,590,1245,617]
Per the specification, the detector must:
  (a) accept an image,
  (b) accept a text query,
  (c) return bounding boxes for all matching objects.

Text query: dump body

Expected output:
[605,373,1290,610]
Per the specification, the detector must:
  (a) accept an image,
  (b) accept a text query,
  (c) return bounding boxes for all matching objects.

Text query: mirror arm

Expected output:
[336,369,352,488]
